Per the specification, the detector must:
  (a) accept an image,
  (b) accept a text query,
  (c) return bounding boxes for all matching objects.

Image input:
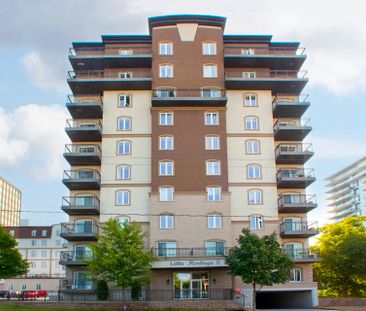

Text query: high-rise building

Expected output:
[60,15,319,308]
[0,177,21,226]
[325,156,366,222]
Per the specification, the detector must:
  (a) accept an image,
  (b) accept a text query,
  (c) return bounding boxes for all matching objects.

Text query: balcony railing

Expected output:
[64,144,101,155]
[274,118,311,130]
[63,170,101,182]
[277,168,315,179]
[66,95,103,119]
[59,278,95,291]
[272,94,310,117]
[152,88,227,98]
[280,221,319,238]
[224,46,306,56]
[225,70,308,80]
[70,46,152,57]
[61,195,100,215]
[59,250,92,265]
[278,194,317,206]
[68,70,152,80]
[284,248,320,262]
[65,119,102,129]
[274,119,312,141]
[60,222,99,241]
[275,143,314,164]
[67,94,103,106]
[151,247,231,258]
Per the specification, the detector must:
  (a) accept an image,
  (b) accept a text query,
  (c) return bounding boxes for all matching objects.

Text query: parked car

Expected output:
[18,290,37,300]
[0,291,10,298]
[36,290,48,298]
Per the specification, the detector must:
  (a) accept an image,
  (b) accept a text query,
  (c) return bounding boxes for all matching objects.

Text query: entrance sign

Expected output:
[152,259,227,269]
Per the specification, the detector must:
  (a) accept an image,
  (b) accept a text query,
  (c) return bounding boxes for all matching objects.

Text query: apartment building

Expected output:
[326,156,366,222]
[3,224,67,292]
[60,15,319,308]
[0,177,21,226]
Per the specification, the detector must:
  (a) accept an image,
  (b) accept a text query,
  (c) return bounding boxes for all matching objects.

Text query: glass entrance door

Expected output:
[174,272,209,300]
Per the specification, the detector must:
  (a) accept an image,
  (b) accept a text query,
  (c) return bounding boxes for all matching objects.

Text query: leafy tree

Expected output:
[87,219,153,294]
[313,216,366,297]
[226,229,293,310]
[0,225,29,279]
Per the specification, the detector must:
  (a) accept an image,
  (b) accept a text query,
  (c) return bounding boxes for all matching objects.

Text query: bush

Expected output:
[96,280,109,300]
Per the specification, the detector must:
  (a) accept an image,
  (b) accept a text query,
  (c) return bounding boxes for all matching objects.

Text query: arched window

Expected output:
[159,64,174,78]
[206,160,221,176]
[247,164,261,179]
[243,93,257,107]
[159,135,174,150]
[159,160,174,176]
[159,42,173,55]
[245,116,259,130]
[249,215,263,230]
[117,117,132,131]
[160,214,174,229]
[159,186,174,201]
[205,135,220,150]
[246,140,260,154]
[203,64,217,78]
[248,189,263,204]
[116,165,131,180]
[207,186,221,201]
[118,93,132,107]
[202,42,217,55]
[207,214,222,228]
[115,190,130,206]
[117,140,131,155]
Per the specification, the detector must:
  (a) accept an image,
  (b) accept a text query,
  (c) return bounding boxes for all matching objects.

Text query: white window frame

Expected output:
[159,64,174,78]
[117,141,131,155]
[159,136,174,150]
[290,268,302,282]
[116,165,131,180]
[205,136,220,150]
[203,64,217,78]
[207,214,222,228]
[244,94,257,107]
[157,241,176,257]
[159,161,174,176]
[206,161,221,176]
[205,112,219,126]
[160,214,174,229]
[118,94,132,107]
[115,190,130,206]
[207,187,221,201]
[250,215,263,230]
[247,164,261,179]
[246,140,260,154]
[117,117,132,131]
[159,42,173,55]
[202,42,217,55]
[245,116,259,130]
[241,48,255,55]
[119,71,133,79]
[248,189,262,204]
[159,112,174,126]
[159,187,174,201]
[242,71,256,78]
[31,230,37,237]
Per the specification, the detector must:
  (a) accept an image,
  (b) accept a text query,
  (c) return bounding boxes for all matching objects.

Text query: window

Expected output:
[36,284,41,291]
[241,48,255,55]
[119,49,133,55]
[159,64,173,78]
[115,190,130,206]
[31,240,37,247]
[207,187,221,201]
[202,88,221,98]
[41,229,47,237]
[205,136,220,150]
[21,284,27,290]
[8,284,13,291]
[205,241,224,255]
[203,64,217,78]
[202,42,217,55]
[156,89,175,98]
[41,240,47,247]
[159,42,173,55]
[30,261,36,268]
[157,242,176,256]
[250,215,263,230]
[244,94,257,106]
[55,240,61,247]
[208,214,222,228]
[119,71,133,79]
[159,161,174,176]
[41,262,47,269]
[119,217,130,227]
[246,140,260,154]
[159,112,174,126]
[242,71,256,78]
[160,214,174,229]
[247,164,261,179]
[73,271,93,290]
[206,161,221,176]
[41,250,46,257]
[118,94,131,107]
[159,136,174,150]
[205,112,219,125]
[116,165,131,180]
[31,230,37,237]
[117,117,132,131]
[159,187,174,201]
[245,116,259,130]
[290,268,302,282]
[117,141,131,155]
[248,189,262,204]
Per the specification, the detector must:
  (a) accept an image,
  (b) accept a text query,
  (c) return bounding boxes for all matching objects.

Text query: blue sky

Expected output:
[0,0,365,226]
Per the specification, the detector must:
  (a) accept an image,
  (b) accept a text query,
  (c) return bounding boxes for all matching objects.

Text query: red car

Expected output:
[18,290,37,300]
[36,290,48,298]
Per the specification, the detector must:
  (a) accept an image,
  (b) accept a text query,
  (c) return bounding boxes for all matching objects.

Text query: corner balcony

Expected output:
[66,95,103,119]
[284,249,320,263]
[275,143,314,164]
[59,250,92,266]
[65,119,102,142]
[274,118,312,141]
[278,194,318,213]
[69,46,152,70]
[280,221,319,238]
[277,168,316,188]
[63,144,101,166]
[61,195,100,215]
[59,279,95,292]
[68,70,152,94]
[151,88,227,107]
[272,94,310,118]
[60,222,98,241]
[225,70,308,94]
[224,46,306,70]
[62,170,101,190]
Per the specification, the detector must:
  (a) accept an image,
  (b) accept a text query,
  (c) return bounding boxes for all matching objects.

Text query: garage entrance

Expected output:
[256,290,313,309]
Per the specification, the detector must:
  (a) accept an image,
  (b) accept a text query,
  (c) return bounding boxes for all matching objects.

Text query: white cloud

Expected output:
[0,104,68,180]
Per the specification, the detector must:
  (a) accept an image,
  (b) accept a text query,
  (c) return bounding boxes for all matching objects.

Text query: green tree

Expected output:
[0,225,29,279]
[226,229,293,310]
[313,216,366,297]
[87,219,153,294]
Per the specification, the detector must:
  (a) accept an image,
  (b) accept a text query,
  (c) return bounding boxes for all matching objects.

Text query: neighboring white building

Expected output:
[325,156,366,222]
[3,224,67,292]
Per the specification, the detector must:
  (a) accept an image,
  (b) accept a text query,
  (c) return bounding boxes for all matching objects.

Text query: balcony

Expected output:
[59,250,92,266]
[278,194,318,213]
[59,279,95,292]
[224,46,306,70]
[60,222,98,241]
[225,70,308,94]
[69,46,152,70]
[65,119,102,142]
[66,95,103,119]
[151,89,227,107]
[62,170,101,190]
[275,143,314,164]
[277,168,316,188]
[61,196,100,215]
[272,94,310,118]
[63,144,101,166]
[280,221,319,238]
[274,119,312,141]
[68,70,152,94]
[284,249,320,263]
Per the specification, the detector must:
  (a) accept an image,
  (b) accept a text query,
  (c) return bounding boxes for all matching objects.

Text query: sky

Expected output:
[0,0,365,226]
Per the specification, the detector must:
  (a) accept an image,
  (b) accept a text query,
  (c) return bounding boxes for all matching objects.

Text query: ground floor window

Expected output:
[174,272,209,299]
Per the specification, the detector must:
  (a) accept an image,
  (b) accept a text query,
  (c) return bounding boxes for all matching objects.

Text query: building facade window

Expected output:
[207,187,221,201]
[204,112,219,125]
[247,164,262,179]
[246,140,260,154]
[245,116,259,130]
[159,42,173,55]
[119,71,133,79]
[31,250,37,257]
[117,141,131,155]
[159,136,174,150]
[156,88,176,98]
[159,161,174,176]
[202,42,217,55]
[248,189,263,204]
[205,241,224,255]
[41,240,47,247]
[290,268,302,282]
[242,71,256,78]
[41,229,47,237]
[250,215,263,230]
[157,242,176,256]
[115,190,130,206]
[205,136,220,150]
[118,94,132,107]
[206,160,221,176]
[244,94,257,106]
[160,214,174,229]
[241,48,255,55]
[118,216,130,226]
[159,112,174,126]
[207,214,222,228]
[41,262,47,269]
[31,230,37,237]
[201,88,221,98]
[116,165,131,180]
[159,64,173,78]
[117,117,132,131]
[159,187,174,201]
[119,49,133,55]
[203,64,217,78]
[36,284,42,291]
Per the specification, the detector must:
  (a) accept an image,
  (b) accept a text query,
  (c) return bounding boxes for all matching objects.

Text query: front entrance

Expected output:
[174,272,209,299]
